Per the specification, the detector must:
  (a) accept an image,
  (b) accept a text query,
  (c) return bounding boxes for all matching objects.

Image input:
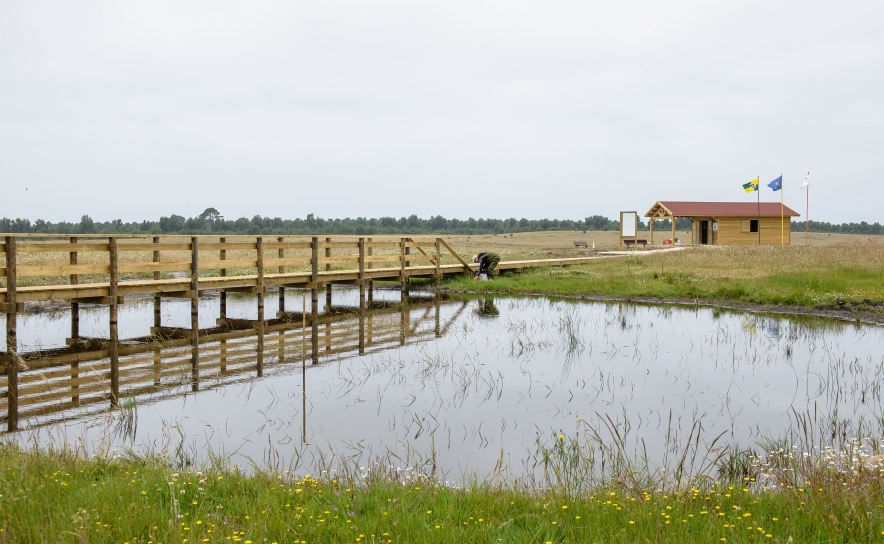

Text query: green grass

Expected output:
[444,244,884,309]
[0,445,882,543]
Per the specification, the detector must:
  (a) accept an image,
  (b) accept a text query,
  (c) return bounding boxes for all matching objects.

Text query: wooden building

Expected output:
[644,201,800,245]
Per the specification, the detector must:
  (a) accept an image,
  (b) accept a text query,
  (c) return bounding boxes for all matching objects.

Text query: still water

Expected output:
[3,289,882,479]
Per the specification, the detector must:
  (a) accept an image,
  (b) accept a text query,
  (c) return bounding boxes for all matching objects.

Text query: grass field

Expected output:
[5,231,884,312]
[443,235,884,311]
[1,443,882,543]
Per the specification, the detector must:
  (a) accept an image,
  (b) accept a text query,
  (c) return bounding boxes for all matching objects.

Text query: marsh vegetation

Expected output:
[2,290,884,541]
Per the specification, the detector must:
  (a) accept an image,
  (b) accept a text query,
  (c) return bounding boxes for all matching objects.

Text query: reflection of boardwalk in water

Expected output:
[1,234,599,432]
[0,292,468,431]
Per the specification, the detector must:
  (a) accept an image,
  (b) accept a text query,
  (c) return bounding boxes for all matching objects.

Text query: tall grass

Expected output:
[1,417,883,543]
[448,243,884,308]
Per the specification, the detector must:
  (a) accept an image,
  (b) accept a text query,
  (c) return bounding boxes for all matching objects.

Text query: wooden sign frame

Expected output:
[620,211,638,250]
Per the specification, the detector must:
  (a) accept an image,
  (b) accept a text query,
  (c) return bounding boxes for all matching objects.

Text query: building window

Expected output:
[742,219,760,233]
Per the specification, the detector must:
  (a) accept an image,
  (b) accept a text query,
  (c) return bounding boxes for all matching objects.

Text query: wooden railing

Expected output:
[1,235,472,303]
[1,234,479,432]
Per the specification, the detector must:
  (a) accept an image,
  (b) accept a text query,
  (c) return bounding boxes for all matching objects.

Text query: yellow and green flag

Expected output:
[743,177,759,193]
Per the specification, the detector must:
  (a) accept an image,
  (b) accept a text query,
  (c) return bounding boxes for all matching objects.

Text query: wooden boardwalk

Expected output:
[1,233,597,431]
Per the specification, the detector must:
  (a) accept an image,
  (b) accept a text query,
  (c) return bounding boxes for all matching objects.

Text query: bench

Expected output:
[573,240,588,248]
[623,239,649,247]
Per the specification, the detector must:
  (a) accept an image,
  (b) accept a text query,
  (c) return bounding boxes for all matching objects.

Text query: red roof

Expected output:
[649,201,800,217]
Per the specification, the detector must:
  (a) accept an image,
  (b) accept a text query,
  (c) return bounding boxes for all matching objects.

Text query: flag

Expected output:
[767,176,782,191]
[743,177,759,193]
[800,173,809,190]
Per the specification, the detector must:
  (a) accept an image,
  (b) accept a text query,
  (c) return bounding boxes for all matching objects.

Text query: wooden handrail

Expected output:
[438,238,473,273]
[406,237,436,265]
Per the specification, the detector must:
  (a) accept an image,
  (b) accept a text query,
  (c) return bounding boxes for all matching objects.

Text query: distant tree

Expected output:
[159,214,185,233]
[199,207,222,233]
[79,215,95,234]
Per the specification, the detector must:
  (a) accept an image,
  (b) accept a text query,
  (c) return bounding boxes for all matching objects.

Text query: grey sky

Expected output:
[1,1,881,224]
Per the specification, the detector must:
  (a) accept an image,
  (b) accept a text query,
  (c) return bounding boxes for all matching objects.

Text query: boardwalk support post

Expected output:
[69,236,79,340]
[435,238,442,286]
[5,236,18,431]
[400,238,406,292]
[325,237,332,309]
[366,237,373,303]
[190,237,200,390]
[311,237,319,364]
[153,236,161,329]
[219,237,227,321]
[109,236,119,407]
[69,236,79,402]
[256,237,264,377]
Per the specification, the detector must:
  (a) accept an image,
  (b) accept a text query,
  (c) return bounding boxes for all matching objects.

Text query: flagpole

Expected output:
[757,175,761,245]
[805,172,809,246]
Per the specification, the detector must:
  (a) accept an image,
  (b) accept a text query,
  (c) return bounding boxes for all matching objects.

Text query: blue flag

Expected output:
[767,175,782,191]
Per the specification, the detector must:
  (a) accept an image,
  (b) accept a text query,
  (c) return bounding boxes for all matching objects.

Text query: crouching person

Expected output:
[472,251,500,280]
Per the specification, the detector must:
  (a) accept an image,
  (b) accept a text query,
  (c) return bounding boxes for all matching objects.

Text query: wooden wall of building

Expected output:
[716,217,791,245]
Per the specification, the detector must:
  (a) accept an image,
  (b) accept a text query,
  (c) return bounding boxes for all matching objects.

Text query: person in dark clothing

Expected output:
[472,252,501,279]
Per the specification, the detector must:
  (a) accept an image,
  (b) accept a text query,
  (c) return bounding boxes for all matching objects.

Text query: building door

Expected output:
[701,221,709,244]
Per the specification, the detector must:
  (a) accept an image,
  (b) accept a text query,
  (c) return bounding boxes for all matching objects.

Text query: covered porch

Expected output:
[644,201,686,245]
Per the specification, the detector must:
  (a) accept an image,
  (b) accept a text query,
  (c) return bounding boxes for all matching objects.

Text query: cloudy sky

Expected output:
[1,1,881,223]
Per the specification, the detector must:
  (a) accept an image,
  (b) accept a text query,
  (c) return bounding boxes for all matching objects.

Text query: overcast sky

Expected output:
[1,1,881,224]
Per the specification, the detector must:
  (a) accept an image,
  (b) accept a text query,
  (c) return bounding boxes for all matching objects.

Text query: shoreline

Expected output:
[439,287,884,326]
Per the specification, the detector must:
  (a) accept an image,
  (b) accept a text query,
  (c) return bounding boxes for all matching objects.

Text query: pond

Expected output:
[2,288,882,481]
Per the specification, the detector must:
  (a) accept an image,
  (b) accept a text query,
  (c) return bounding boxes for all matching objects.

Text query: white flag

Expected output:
[800,172,809,190]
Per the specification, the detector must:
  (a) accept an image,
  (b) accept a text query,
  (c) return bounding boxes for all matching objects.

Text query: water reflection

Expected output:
[1,289,464,435]
[2,293,883,481]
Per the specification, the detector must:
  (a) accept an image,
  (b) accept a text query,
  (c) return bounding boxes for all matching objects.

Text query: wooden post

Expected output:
[219,237,227,321]
[358,237,366,304]
[358,288,365,356]
[324,238,331,351]
[256,236,264,377]
[311,237,318,364]
[278,236,285,314]
[435,238,442,286]
[671,216,676,244]
[325,237,332,309]
[366,237,373,303]
[152,236,162,386]
[310,296,319,366]
[5,236,18,431]
[400,238,406,292]
[69,236,79,402]
[109,236,119,407]
[69,236,79,340]
[359,238,368,355]
[190,237,199,390]
[153,236,161,329]
[649,219,654,245]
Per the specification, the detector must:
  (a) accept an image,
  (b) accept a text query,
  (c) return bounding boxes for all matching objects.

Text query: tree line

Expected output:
[0,212,674,235]
[0,211,877,235]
